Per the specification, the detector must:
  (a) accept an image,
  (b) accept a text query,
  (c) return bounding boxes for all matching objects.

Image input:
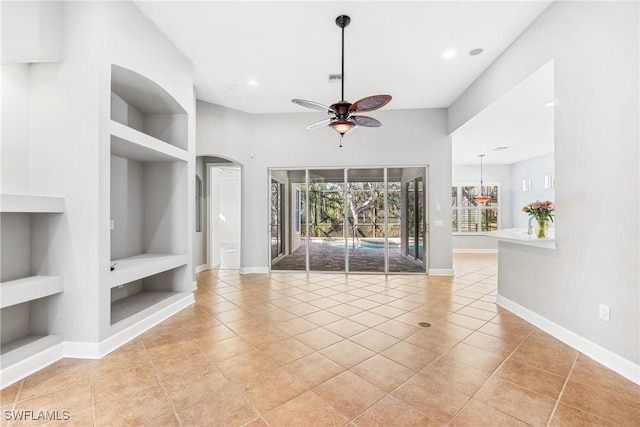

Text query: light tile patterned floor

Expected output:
[2,253,639,426]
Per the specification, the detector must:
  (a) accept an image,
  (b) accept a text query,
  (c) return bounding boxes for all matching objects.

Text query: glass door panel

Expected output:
[388,168,426,273]
[416,176,425,262]
[270,170,306,271]
[346,168,386,273]
[307,169,345,272]
[270,179,284,262]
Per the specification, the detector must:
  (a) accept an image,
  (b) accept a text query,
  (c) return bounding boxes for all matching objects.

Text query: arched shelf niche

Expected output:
[111,64,187,150]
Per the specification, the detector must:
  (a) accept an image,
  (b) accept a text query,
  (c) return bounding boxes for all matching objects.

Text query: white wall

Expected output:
[511,152,555,228]
[1,64,32,195]
[194,157,206,269]
[1,1,63,63]
[208,167,221,269]
[197,102,453,274]
[449,1,639,376]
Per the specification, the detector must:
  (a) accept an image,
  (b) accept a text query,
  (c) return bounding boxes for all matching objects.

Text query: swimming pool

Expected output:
[311,238,423,252]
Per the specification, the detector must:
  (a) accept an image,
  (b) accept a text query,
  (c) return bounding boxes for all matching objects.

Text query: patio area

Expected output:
[271,240,425,273]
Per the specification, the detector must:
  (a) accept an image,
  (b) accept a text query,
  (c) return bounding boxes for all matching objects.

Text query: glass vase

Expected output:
[535,219,550,239]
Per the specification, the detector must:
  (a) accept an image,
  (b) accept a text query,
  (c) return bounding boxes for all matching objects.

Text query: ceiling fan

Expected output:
[292,15,392,146]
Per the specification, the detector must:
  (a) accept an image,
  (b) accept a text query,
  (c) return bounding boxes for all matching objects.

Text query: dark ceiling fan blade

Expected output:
[349,95,392,113]
[352,116,383,127]
[306,118,333,129]
[292,99,336,113]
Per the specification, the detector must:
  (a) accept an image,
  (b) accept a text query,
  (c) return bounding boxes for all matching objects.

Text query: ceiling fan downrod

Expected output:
[336,15,350,101]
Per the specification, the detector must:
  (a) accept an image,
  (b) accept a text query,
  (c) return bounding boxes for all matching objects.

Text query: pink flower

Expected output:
[522,200,555,222]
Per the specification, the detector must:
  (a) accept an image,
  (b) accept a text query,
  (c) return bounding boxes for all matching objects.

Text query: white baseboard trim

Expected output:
[195,264,209,273]
[453,249,498,254]
[0,342,64,388]
[428,268,455,276]
[239,267,269,275]
[496,294,640,385]
[65,294,195,359]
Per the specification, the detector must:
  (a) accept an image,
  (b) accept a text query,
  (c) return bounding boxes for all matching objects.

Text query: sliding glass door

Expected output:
[269,167,428,274]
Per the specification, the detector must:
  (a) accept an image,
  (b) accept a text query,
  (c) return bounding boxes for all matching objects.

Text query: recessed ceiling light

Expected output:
[247,80,258,86]
[544,101,555,107]
[442,49,456,59]
[226,83,236,90]
[493,146,509,151]
[469,48,484,56]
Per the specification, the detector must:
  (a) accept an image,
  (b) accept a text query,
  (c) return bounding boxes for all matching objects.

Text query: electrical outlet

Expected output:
[436,204,441,211]
[110,219,115,230]
[434,220,444,227]
[599,303,610,322]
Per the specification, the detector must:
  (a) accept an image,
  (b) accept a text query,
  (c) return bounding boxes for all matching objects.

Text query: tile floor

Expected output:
[2,253,639,426]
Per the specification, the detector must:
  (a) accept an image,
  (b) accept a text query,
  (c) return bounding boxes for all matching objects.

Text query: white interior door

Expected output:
[209,165,241,269]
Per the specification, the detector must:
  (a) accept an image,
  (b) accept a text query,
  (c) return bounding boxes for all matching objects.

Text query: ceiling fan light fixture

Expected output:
[291,15,391,140]
[330,120,356,135]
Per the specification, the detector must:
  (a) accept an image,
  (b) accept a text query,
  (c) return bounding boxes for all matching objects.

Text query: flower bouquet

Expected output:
[522,200,554,238]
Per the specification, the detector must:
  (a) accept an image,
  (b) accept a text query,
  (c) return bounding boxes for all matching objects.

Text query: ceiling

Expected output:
[134,0,554,164]
[452,60,554,165]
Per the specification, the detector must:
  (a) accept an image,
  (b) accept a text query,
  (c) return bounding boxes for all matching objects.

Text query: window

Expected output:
[451,184,499,233]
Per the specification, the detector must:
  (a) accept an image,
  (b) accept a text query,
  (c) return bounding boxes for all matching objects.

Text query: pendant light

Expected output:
[474,154,491,204]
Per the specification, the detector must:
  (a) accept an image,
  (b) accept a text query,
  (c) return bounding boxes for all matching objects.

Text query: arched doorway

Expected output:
[196,156,242,270]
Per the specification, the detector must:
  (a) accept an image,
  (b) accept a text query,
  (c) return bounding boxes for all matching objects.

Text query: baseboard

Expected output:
[239,266,269,275]
[0,341,64,388]
[452,249,498,254]
[496,294,640,385]
[195,264,208,273]
[428,268,455,276]
[65,293,195,359]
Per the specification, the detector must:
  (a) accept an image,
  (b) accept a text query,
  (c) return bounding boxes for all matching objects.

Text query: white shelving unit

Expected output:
[0,194,65,384]
[1,276,64,309]
[106,64,192,338]
[1,194,65,213]
[1,2,195,388]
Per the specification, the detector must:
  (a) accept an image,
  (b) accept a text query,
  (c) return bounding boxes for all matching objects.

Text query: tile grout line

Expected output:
[141,340,184,427]
[4,380,25,427]
[91,376,97,427]
[545,354,578,427]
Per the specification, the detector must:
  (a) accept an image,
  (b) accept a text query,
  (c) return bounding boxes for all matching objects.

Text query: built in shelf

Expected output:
[110,291,186,326]
[109,253,188,288]
[1,276,63,308]
[110,121,188,162]
[0,335,63,368]
[0,194,65,213]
